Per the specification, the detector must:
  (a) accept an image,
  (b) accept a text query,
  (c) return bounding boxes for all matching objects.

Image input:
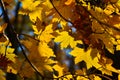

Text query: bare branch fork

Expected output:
[0,0,44,79]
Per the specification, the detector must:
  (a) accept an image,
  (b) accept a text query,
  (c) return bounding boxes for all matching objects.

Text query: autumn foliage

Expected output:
[1,0,120,80]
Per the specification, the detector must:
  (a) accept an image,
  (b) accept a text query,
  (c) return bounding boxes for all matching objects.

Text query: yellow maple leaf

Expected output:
[19,0,43,22]
[98,57,119,76]
[70,47,101,69]
[53,64,64,77]
[33,24,54,43]
[0,42,16,63]
[28,56,55,76]
[18,51,56,77]
[39,24,55,43]
[54,31,82,49]
[38,42,55,58]
[21,38,56,76]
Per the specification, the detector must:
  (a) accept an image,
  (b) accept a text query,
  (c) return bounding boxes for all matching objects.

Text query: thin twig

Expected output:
[18,42,44,79]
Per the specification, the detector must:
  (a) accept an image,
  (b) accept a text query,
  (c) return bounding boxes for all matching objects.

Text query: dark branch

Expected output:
[0,0,44,78]
[0,0,19,52]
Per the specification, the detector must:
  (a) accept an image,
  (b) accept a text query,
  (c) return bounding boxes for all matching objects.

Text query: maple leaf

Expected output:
[33,24,55,43]
[53,64,64,77]
[19,0,43,22]
[98,57,120,76]
[70,47,101,69]
[22,37,55,58]
[21,37,56,76]
[18,49,56,77]
[28,56,56,76]
[38,42,55,58]
[54,31,82,49]
[0,42,16,63]
[40,24,54,43]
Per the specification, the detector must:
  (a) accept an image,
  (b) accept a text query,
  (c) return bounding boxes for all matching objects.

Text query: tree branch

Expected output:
[0,0,19,52]
[0,0,44,79]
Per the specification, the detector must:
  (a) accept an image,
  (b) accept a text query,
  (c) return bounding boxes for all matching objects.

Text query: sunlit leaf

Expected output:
[70,47,101,69]
[54,31,82,49]
[21,37,56,76]
[0,42,16,63]
[38,42,55,58]
[53,64,64,77]
[98,57,120,75]
[19,0,43,22]
[39,24,55,43]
